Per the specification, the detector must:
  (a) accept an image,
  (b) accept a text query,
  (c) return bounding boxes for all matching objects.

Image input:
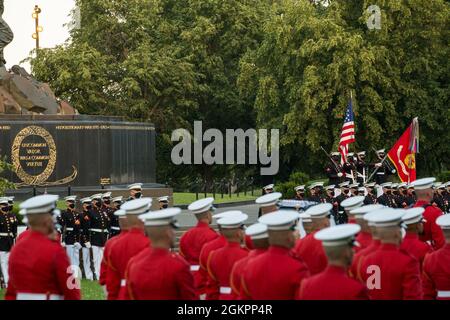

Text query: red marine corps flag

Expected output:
[387,117,419,183]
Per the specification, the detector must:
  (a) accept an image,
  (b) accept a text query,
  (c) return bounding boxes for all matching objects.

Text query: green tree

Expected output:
[30,0,271,187]
[0,157,15,195]
[238,0,449,178]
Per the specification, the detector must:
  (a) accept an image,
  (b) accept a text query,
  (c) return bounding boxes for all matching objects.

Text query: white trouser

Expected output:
[0,251,9,286]
[65,245,80,268]
[92,246,104,281]
[82,247,93,280]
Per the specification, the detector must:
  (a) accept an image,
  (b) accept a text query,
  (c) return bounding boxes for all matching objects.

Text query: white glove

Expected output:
[337,172,343,177]
[61,242,66,247]
[85,242,92,249]
[375,163,382,168]
[74,242,82,250]
[392,169,396,173]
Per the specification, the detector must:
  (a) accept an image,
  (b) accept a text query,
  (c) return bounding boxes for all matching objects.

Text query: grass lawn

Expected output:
[173,192,257,205]
[0,279,105,300]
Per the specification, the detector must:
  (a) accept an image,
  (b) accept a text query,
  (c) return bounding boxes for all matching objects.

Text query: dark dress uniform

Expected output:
[60,209,82,245]
[103,205,120,237]
[370,161,396,185]
[334,193,350,224]
[60,208,82,268]
[377,193,397,208]
[325,195,339,224]
[355,159,367,185]
[87,207,110,247]
[343,162,355,183]
[1,208,16,286]
[364,193,377,205]
[325,163,344,186]
[80,208,94,280]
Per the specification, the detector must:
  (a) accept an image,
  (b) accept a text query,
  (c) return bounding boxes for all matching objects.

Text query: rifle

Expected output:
[320,146,343,175]
[367,147,390,183]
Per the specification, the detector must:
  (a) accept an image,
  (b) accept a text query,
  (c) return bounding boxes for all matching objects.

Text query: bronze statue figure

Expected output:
[0,0,13,67]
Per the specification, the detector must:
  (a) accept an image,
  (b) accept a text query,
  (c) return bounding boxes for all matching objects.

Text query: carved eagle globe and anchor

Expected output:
[11,125,77,187]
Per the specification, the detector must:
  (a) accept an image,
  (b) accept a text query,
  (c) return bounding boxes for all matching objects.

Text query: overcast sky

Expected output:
[3,0,76,72]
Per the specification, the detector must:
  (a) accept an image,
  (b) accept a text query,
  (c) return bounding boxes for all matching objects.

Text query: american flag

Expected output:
[339,99,355,164]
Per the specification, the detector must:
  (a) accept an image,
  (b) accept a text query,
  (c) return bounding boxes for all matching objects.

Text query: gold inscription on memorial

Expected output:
[11,126,77,187]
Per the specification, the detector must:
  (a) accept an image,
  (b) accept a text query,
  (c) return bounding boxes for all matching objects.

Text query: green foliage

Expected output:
[0,157,15,196]
[28,0,449,184]
[437,171,450,183]
[238,0,450,177]
[276,181,298,199]
[289,171,310,185]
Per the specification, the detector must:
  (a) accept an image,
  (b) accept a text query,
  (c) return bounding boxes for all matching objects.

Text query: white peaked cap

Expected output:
[245,223,268,240]
[139,208,181,227]
[299,212,312,223]
[114,209,126,217]
[90,193,103,200]
[64,195,77,202]
[339,181,350,188]
[255,192,282,207]
[258,210,299,231]
[402,208,425,225]
[128,183,143,191]
[80,197,92,204]
[350,204,386,217]
[158,196,169,202]
[121,198,152,215]
[305,203,333,219]
[309,182,325,189]
[365,209,405,227]
[217,213,248,229]
[213,210,244,220]
[19,195,59,215]
[436,214,450,229]
[112,196,123,203]
[314,224,361,247]
[410,177,436,190]
[341,196,365,211]
[188,197,215,215]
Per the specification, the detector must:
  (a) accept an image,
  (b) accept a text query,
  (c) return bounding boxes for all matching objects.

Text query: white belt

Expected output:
[89,228,109,233]
[0,232,13,237]
[65,228,74,231]
[377,172,385,175]
[437,291,450,298]
[190,265,200,272]
[16,293,64,300]
[111,227,120,231]
[120,279,126,287]
[220,287,232,294]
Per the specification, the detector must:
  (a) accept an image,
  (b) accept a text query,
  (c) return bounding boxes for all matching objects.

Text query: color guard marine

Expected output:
[370,149,396,185]
[355,151,368,185]
[324,185,339,223]
[324,152,345,186]
[343,153,356,183]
